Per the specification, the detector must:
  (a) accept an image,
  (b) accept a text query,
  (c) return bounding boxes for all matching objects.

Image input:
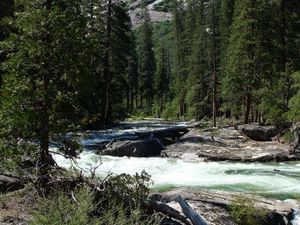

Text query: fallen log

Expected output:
[176,195,208,225]
[144,199,191,225]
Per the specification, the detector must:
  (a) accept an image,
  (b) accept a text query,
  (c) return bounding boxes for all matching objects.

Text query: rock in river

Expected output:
[161,127,297,162]
[237,124,277,141]
[100,139,165,157]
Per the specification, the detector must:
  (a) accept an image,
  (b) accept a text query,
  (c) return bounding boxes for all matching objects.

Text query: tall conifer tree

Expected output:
[222,0,266,123]
[138,5,156,111]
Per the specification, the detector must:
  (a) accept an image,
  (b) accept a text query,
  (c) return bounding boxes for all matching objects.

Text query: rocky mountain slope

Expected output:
[127,0,172,26]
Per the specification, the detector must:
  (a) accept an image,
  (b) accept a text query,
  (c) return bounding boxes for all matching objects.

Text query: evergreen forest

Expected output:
[0,1,300,224]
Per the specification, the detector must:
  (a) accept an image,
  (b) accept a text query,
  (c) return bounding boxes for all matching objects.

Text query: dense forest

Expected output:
[134,0,300,127]
[0,0,300,166]
[1,1,300,224]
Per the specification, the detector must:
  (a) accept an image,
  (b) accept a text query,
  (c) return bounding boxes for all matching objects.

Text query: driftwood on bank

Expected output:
[176,196,209,225]
[145,194,210,225]
[145,199,191,225]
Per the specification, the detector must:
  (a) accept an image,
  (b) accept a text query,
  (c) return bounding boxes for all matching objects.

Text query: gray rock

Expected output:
[0,175,24,193]
[100,139,165,157]
[161,128,295,162]
[161,188,295,225]
[237,124,277,141]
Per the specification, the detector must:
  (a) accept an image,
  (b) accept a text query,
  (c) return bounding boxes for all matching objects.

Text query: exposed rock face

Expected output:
[150,188,295,225]
[237,124,278,141]
[161,127,297,162]
[128,0,172,26]
[0,176,24,193]
[100,139,165,157]
[291,122,300,153]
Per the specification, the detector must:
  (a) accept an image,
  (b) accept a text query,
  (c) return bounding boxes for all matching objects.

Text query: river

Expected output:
[52,120,300,223]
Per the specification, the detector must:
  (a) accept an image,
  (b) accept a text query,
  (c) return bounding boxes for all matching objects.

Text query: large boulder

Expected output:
[0,175,24,193]
[237,124,277,141]
[100,139,165,157]
[291,123,300,153]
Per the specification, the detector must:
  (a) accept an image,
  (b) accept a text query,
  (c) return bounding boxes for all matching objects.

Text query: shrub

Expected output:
[282,131,294,143]
[230,196,268,225]
[31,187,98,225]
[31,172,160,225]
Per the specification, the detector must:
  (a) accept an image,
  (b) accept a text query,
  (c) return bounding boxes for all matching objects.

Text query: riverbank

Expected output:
[2,120,300,225]
[161,126,299,162]
[94,120,299,163]
[1,181,299,225]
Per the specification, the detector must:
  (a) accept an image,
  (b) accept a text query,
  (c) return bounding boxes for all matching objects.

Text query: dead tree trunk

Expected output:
[176,196,209,225]
[244,94,251,124]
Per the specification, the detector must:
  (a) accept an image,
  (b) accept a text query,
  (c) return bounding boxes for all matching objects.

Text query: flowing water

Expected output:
[52,120,300,223]
[55,153,300,200]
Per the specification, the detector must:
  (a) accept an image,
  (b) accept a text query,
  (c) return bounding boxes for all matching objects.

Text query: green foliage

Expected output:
[104,171,153,209]
[282,131,293,143]
[31,187,159,225]
[137,6,156,112]
[230,196,268,225]
[31,187,98,225]
[287,71,300,122]
[31,172,159,225]
[154,42,170,116]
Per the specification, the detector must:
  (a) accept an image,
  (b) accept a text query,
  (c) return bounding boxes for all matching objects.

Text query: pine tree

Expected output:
[125,30,139,113]
[155,42,170,116]
[219,0,235,72]
[109,1,135,120]
[277,0,300,106]
[206,0,221,126]
[186,0,211,120]
[78,0,136,126]
[0,0,14,89]
[0,0,90,174]
[138,5,156,112]
[222,0,266,123]
[172,0,187,117]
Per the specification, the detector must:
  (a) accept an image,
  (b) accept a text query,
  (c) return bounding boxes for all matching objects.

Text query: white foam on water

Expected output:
[53,151,300,196]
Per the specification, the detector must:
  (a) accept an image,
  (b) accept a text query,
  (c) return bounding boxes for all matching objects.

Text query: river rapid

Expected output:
[52,120,300,223]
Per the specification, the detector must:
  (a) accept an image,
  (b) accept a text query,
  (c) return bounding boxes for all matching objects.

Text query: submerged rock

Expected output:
[237,124,277,141]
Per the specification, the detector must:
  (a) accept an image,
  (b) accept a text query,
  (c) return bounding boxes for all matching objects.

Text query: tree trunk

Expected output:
[160,93,164,116]
[140,92,143,109]
[39,103,50,176]
[177,196,209,225]
[38,0,52,176]
[103,0,112,124]
[126,89,130,111]
[130,92,134,112]
[211,0,217,128]
[244,95,251,124]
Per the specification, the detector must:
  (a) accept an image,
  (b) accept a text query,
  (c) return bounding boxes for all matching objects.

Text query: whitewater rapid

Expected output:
[52,120,300,223]
[53,151,300,199]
